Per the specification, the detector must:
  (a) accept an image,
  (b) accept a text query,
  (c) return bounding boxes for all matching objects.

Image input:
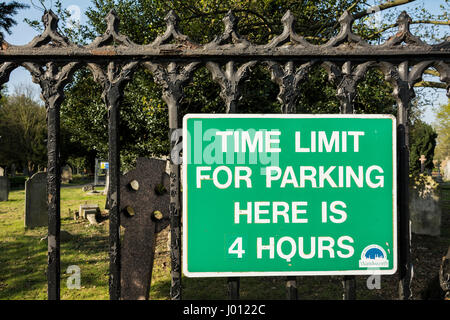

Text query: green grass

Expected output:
[0,181,449,300]
[0,184,109,300]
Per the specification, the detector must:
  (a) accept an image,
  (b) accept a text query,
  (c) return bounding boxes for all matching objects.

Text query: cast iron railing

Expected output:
[0,8,448,300]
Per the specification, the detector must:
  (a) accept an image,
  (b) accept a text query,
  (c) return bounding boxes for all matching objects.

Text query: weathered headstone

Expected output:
[120,157,169,300]
[434,161,443,183]
[445,160,450,181]
[79,203,100,219]
[24,172,47,228]
[410,177,441,236]
[0,166,5,176]
[82,184,95,192]
[0,176,9,201]
[61,165,73,183]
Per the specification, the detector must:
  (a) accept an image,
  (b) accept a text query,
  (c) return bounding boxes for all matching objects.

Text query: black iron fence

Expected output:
[0,9,448,300]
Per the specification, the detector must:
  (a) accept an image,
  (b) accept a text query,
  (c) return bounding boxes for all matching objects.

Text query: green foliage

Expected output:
[0,1,28,35]
[433,102,450,160]
[409,119,438,174]
[0,89,47,174]
[23,0,438,169]
[54,0,402,168]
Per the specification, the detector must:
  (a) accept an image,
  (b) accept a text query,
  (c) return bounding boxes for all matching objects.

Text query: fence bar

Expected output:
[143,61,199,300]
[390,62,414,300]
[0,8,445,302]
[397,123,411,299]
[228,277,240,300]
[169,131,182,300]
[342,276,356,300]
[286,276,298,300]
[106,87,122,300]
[46,100,61,300]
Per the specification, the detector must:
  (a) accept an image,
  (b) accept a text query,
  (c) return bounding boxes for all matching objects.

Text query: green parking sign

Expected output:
[182,114,397,277]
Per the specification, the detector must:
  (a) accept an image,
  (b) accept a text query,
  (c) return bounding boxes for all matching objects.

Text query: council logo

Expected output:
[359,245,389,268]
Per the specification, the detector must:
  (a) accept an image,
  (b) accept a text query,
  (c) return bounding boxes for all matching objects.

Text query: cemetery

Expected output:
[0,0,448,304]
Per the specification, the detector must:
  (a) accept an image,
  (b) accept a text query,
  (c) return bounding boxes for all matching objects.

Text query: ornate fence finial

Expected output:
[281,10,295,32]
[383,11,426,47]
[151,10,191,46]
[324,10,368,48]
[397,11,411,34]
[88,9,134,48]
[266,10,310,48]
[105,9,120,35]
[206,10,249,48]
[223,10,237,31]
[165,10,179,28]
[42,10,59,32]
[27,10,71,48]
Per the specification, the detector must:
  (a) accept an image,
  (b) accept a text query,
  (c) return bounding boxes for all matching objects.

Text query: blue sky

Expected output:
[3,0,449,124]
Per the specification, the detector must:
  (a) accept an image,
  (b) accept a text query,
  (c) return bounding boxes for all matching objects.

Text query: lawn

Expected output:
[0,181,110,300]
[0,179,449,300]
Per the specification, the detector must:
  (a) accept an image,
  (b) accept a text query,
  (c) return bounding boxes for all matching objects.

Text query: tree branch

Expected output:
[424,70,440,77]
[353,0,418,20]
[414,81,447,89]
[365,20,449,40]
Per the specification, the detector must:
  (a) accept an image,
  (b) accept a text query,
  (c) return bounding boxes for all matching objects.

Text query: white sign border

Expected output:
[182,113,397,278]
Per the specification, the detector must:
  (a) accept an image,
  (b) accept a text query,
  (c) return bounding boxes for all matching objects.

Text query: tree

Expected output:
[0,86,47,175]
[409,119,438,174]
[27,0,448,170]
[433,102,450,160]
[0,1,28,36]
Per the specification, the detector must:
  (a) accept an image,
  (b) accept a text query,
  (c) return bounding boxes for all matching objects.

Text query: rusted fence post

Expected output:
[145,55,198,300]
[23,60,78,300]
[89,60,138,300]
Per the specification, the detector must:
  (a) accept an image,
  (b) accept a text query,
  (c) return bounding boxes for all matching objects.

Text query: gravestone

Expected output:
[61,165,73,183]
[445,161,450,181]
[24,172,48,228]
[79,203,100,221]
[434,161,443,183]
[120,157,169,300]
[0,167,5,176]
[410,176,441,236]
[82,184,95,192]
[0,176,9,201]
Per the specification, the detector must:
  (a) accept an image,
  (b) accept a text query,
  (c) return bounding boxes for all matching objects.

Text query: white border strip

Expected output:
[182,113,397,278]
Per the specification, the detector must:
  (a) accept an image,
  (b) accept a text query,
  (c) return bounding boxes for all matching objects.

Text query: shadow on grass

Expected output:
[0,230,109,300]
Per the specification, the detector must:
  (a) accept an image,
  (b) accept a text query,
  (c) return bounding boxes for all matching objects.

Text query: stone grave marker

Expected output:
[0,176,8,201]
[24,172,47,228]
[0,166,5,176]
[79,203,100,224]
[410,175,441,236]
[445,160,450,181]
[435,161,443,182]
[61,165,73,183]
[119,157,169,300]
